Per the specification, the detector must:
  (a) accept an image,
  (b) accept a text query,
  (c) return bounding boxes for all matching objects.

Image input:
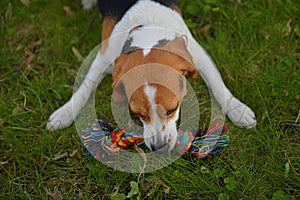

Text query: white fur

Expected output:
[144,84,156,105]
[47,0,256,133]
[142,84,178,150]
[129,25,177,56]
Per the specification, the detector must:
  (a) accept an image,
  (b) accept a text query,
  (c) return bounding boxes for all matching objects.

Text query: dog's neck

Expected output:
[121,24,178,56]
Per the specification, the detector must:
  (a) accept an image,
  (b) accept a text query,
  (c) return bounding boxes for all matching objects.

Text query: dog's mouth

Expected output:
[143,131,177,151]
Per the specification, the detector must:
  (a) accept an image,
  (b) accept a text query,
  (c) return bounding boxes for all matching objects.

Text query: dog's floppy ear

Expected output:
[112,50,146,102]
[177,37,198,79]
[163,37,198,79]
[112,79,127,102]
[112,56,128,102]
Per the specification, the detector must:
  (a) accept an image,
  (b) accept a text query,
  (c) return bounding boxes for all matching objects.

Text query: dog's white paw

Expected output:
[224,97,257,129]
[46,102,75,131]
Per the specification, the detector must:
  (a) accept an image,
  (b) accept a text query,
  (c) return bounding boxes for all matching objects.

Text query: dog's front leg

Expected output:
[46,52,111,130]
[187,38,256,128]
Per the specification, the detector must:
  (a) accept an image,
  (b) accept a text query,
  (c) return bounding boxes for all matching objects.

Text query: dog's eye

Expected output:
[130,111,144,126]
[139,114,145,119]
[166,108,177,116]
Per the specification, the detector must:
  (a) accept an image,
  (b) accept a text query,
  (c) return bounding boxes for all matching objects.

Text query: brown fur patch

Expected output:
[170,4,182,15]
[129,86,151,123]
[146,37,198,78]
[100,17,117,54]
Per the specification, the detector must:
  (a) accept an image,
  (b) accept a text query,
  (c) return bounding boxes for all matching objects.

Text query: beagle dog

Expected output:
[47,0,256,151]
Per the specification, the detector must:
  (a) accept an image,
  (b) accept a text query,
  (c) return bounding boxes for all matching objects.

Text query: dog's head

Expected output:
[112,37,197,150]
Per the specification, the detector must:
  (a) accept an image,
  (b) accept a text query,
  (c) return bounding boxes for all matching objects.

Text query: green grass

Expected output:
[1,0,299,199]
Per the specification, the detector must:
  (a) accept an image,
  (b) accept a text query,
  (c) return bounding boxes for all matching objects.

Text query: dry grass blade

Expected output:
[72,46,84,61]
[63,6,75,18]
[20,0,30,5]
[134,145,147,182]
[52,152,68,161]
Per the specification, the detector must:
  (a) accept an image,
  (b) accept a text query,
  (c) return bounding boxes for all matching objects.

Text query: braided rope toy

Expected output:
[80,117,230,160]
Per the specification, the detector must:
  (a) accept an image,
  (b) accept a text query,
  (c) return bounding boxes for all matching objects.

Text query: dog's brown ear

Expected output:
[181,60,198,79]
[185,63,198,79]
[164,37,198,79]
[112,80,127,102]
[111,56,128,102]
[178,37,198,79]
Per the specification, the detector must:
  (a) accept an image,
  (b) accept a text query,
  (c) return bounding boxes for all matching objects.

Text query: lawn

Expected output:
[1,0,299,199]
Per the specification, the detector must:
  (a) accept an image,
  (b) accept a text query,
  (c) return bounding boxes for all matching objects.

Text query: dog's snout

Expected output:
[149,143,164,151]
[144,131,177,151]
[146,138,167,151]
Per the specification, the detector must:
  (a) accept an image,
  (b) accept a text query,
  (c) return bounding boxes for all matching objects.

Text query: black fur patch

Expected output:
[121,37,170,54]
[121,37,140,54]
[98,0,178,20]
[153,39,169,48]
